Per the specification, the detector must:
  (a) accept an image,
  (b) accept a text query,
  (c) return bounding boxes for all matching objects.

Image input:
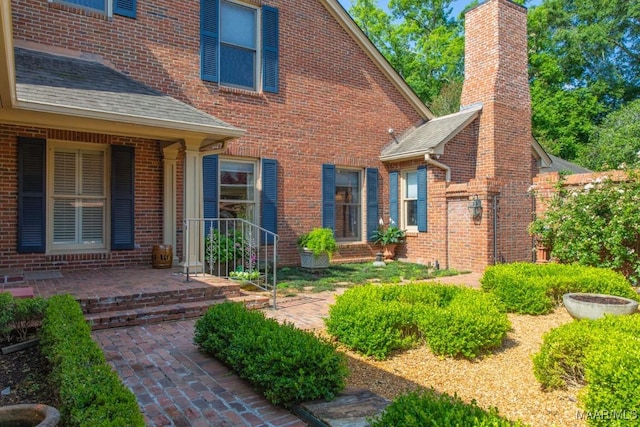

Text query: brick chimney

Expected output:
[460,0,531,182]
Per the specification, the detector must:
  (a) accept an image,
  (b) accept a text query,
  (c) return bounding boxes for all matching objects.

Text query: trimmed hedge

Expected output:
[533,315,640,426]
[370,389,527,426]
[481,263,638,314]
[40,295,145,427]
[325,283,510,360]
[194,301,348,407]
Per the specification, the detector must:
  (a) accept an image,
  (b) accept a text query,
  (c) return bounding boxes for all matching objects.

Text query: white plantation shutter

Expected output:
[52,147,106,248]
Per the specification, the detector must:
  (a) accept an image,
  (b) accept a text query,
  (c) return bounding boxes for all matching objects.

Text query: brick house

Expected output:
[0,0,554,274]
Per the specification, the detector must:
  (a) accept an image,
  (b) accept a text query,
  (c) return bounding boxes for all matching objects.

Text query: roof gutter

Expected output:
[425,153,451,182]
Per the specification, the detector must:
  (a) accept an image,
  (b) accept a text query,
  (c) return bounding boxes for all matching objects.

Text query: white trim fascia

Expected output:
[319,0,434,121]
[13,100,246,138]
[531,136,552,168]
[0,0,16,108]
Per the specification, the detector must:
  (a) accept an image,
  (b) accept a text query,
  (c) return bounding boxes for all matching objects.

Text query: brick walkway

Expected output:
[52,270,480,427]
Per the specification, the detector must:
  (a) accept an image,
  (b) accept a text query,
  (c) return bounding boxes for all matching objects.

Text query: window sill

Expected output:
[219,85,267,99]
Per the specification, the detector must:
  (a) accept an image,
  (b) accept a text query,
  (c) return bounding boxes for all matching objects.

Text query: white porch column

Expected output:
[162,143,179,265]
[180,138,204,273]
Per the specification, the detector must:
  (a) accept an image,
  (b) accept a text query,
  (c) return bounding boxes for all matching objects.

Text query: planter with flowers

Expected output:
[297,227,337,269]
[372,219,406,261]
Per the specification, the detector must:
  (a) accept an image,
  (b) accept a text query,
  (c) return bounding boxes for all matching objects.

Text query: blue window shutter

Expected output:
[262,6,279,93]
[114,0,136,18]
[366,168,378,241]
[322,164,335,231]
[111,146,135,250]
[201,0,219,82]
[261,158,278,243]
[17,137,46,254]
[417,166,427,232]
[203,155,219,220]
[389,171,399,226]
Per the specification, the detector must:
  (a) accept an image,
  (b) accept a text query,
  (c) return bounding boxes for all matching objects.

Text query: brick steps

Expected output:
[79,283,271,330]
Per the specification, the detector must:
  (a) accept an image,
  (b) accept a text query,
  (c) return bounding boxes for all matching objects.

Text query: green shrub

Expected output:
[325,283,510,360]
[417,291,510,359]
[0,292,47,342]
[194,301,348,407]
[533,315,640,393]
[370,389,527,427]
[529,173,640,284]
[0,292,13,341]
[481,263,638,315]
[40,294,145,427]
[582,336,640,427]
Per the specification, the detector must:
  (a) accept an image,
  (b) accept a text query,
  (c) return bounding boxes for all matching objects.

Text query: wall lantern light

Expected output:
[468,194,482,220]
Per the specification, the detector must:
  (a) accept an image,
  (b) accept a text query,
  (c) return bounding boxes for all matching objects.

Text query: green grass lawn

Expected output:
[276,261,460,293]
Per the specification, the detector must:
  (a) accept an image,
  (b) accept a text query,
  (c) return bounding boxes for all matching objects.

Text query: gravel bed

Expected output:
[335,308,585,427]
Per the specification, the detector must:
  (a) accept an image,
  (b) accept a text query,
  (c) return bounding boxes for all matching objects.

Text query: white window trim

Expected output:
[402,170,419,232]
[220,0,262,92]
[46,140,110,254]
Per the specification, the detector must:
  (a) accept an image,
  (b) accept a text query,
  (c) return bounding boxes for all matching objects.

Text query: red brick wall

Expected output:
[0,124,163,270]
[6,0,423,268]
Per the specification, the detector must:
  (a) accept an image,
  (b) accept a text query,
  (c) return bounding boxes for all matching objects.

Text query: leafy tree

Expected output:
[349,0,464,115]
[577,99,640,171]
[528,0,639,161]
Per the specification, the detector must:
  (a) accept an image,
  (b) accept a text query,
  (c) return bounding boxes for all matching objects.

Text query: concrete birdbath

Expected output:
[562,293,639,320]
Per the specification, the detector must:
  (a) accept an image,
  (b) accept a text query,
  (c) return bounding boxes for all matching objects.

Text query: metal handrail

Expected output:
[183,218,279,309]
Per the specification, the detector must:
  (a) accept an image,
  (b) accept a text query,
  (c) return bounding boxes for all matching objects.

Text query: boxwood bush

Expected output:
[194,301,348,407]
[325,283,510,360]
[533,314,640,426]
[481,263,638,315]
[40,294,145,427]
[370,388,527,426]
[0,292,47,342]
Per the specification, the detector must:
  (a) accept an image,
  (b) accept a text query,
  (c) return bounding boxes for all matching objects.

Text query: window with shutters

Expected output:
[48,142,108,252]
[201,0,279,93]
[335,169,361,242]
[219,160,256,220]
[52,0,136,18]
[402,170,418,231]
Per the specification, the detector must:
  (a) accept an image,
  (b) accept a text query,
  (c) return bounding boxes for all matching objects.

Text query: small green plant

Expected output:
[370,388,527,426]
[194,302,349,407]
[0,292,47,343]
[297,227,338,258]
[229,268,261,281]
[372,218,406,246]
[204,228,244,264]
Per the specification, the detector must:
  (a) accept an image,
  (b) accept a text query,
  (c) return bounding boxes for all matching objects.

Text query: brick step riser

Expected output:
[78,286,244,314]
[86,295,271,330]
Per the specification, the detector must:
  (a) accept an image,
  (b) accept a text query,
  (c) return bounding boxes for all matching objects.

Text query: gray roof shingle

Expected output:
[380,104,482,161]
[14,47,240,132]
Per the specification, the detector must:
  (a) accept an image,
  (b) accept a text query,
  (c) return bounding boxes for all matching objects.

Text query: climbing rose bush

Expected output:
[530,173,640,284]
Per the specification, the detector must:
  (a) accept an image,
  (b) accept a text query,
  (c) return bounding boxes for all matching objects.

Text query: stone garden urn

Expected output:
[562,293,639,320]
[0,403,60,426]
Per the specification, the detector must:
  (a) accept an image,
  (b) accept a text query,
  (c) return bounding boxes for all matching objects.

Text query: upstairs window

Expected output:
[53,0,136,18]
[201,0,279,93]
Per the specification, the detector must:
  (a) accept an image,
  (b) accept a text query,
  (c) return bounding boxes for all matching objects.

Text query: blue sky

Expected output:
[337,0,542,18]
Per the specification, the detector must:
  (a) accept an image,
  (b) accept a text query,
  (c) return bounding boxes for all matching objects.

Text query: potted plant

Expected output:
[372,219,406,260]
[297,227,338,269]
[528,219,553,263]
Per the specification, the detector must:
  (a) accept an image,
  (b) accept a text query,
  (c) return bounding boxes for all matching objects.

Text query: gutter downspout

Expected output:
[424,154,451,182]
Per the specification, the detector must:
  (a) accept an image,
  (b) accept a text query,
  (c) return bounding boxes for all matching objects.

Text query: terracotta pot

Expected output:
[535,243,551,264]
[382,244,397,261]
